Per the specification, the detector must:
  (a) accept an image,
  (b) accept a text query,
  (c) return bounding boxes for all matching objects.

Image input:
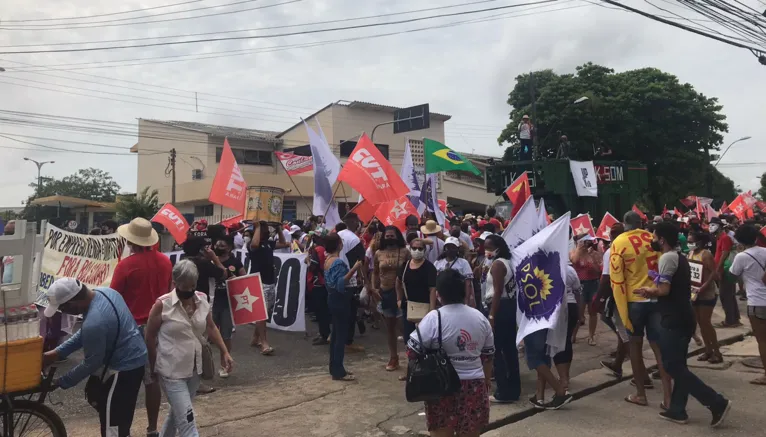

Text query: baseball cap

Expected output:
[44,278,84,317]
[289,225,301,234]
[444,236,461,247]
[479,231,493,241]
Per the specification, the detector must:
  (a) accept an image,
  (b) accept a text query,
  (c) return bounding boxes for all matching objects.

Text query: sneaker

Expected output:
[528,396,545,409]
[659,411,689,424]
[489,396,515,404]
[543,393,573,410]
[218,369,229,379]
[710,399,732,428]
[600,360,623,378]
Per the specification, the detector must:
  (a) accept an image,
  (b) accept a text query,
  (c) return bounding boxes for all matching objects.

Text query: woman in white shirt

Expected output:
[434,237,475,307]
[407,268,494,437]
[145,260,234,437]
[728,225,766,385]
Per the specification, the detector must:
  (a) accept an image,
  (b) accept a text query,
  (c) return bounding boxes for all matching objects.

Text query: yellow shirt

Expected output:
[609,229,659,331]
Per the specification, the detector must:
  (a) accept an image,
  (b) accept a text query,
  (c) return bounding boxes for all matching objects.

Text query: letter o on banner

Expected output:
[272,257,302,328]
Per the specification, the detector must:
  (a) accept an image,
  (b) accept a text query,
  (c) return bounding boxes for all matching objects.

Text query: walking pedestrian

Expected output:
[373,226,409,372]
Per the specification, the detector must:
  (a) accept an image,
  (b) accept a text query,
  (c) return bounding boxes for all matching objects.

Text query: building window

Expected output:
[339,140,389,160]
[284,145,312,156]
[216,147,273,166]
[282,200,297,222]
[194,204,214,217]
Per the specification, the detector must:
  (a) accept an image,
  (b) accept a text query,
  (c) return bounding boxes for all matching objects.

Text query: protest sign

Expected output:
[226,273,269,325]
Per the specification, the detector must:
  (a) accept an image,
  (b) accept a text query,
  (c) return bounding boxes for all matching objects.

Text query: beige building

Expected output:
[132,100,498,223]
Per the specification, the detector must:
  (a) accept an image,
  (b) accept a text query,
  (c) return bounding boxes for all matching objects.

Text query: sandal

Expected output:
[660,402,668,411]
[587,337,597,346]
[624,394,648,406]
[707,353,724,364]
[697,352,711,361]
[714,321,742,328]
[333,374,356,381]
[385,359,400,371]
[261,346,275,356]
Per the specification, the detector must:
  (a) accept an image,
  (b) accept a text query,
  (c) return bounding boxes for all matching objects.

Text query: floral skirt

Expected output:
[424,379,489,434]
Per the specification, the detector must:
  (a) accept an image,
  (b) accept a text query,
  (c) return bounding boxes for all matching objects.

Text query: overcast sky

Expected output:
[1,0,764,207]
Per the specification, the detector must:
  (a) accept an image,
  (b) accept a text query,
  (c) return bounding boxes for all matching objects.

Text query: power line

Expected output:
[0,0,204,23]
[0,0,560,54]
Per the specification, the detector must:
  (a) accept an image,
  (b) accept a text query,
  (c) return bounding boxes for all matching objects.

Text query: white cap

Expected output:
[44,278,84,317]
[479,231,493,241]
[289,225,301,234]
[444,236,461,247]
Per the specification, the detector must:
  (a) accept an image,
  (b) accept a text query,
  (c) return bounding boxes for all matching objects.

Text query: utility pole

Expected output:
[23,158,54,224]
[704,145,713,198]
[529,72,538,159]
[170,149,177,204]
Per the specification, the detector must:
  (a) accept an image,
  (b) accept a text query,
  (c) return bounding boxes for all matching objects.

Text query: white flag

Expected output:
[569,160,598,197]
[512,212,571,355]
[401,140,422,211]
[304,120,341,227]
[537,198,549,229]
[502,196,542,250]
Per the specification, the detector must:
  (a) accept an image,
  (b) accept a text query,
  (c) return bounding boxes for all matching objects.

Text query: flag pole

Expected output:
[323,181,344,218]
[274,153,315,215]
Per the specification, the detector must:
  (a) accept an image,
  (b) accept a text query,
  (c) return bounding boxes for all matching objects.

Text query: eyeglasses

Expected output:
[410,247,425,252]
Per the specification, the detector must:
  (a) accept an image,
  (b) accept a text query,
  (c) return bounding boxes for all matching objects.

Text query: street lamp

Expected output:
[573,96,589,104]
[538,96,590,155]
[715,136,752,167]
[23,158,55,196]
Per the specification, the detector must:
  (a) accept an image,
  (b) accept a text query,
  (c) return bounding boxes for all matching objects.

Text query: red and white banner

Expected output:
[632,204,647,221]
[374,196,419,232]
[504,172,532,218]
[595,212,619,240]
[570,214,596,239]
[275,151,313,176]
[151,203,190,244]
[209,138,247,214]
[226,273,269,325]
[337,133,409,205]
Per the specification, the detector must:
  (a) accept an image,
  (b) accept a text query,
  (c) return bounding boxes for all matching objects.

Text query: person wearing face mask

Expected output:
[211,236,245,377]
[42,278,149,437]
[144,260,234,436]
[687,231,722,364]
[373,226,410,372]
[709,217,742,328]
[435,237,475,307]
[242,229,253,249]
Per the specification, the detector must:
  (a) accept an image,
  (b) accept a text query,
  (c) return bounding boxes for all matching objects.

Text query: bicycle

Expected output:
[0,367,66,437]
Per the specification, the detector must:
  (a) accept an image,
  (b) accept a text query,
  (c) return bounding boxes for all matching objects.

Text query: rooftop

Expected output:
[142,119,282,143]
[336,100,452,122]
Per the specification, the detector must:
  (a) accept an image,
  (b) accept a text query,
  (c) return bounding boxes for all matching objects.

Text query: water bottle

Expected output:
[27,305,40,339]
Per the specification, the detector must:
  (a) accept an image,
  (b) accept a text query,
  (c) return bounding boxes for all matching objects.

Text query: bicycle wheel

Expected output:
[0,400,67,437]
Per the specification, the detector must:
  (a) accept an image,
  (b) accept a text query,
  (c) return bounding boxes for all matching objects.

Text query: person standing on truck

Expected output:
[518,115,534,161]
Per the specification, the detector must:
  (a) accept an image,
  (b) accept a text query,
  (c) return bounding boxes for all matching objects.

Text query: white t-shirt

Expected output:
[518,122,532,140]
[565,264,582,304]
[459,232,474,251]
[233,232,244,249]
[407,304,495,380]
[424,235,444,264]
[602,249,610,275]
[729,247,766,306]
[271,229,292,253]
[434,258,474,280]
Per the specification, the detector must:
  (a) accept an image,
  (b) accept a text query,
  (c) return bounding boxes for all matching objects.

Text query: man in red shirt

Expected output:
[111,218,172,437]
[710,217,741,327]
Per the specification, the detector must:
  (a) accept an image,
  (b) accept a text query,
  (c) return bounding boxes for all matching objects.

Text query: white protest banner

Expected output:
[37,223,127,305]
[569,160,598,197]
[163,249,307,332]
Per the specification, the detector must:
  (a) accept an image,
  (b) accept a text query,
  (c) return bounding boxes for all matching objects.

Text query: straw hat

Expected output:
[420,220,442,235]
[118,217,159,247]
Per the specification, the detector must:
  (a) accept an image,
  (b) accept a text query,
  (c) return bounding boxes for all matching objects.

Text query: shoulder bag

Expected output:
[405,309,461,402]
[84,291,121,411]
[402,261,430,323]
[190,312,215,380]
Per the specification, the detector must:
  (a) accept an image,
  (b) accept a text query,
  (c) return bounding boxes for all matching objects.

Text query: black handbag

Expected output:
[84,291,120,411]
[405,309,461,403]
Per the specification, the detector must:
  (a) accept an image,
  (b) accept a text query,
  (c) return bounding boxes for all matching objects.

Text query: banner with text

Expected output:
[164,249,306,332]
[37,224,127,305]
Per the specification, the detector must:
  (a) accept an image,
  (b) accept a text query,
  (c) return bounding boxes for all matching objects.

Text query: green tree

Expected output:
[115,187,160,222]
[758,172,766,200]
[21,168,121,220]
[498,63,736,211]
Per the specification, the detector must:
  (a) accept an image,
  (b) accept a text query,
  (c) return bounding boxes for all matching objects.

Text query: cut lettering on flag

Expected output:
[537,198,551,228]
[512,212,571,355]
[632,205,647,221]
[151,203,190,244]
[505,172,532,218]
[375,196,419,232]
[502,196,542,249]
[209,138,246,214]
[275,151,313,176]
[304,120,341,228]
[423,138,481,175]
[401,140,423,211]
[338,133,409,205]
[570,214,596,239]
[226,273,269,325]
[595,212,619,240]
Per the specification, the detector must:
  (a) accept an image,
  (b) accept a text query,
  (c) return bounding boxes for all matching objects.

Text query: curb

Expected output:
[482,330,749,433]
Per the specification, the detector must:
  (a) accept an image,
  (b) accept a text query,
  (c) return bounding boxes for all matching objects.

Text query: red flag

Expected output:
[348,200,376,224]
[679,195,697,208]
[632,205,647,221]
[226,273,269,325]
[219,215,243,227]
[673,207,682,217]
[274,151,313,176]
[662,205,668,216]
[151,203,190,245]
[374,196,419,232]
[570,214,596,239]
[721,201,730,213]
[729,192,757,220]
[337,133,409,205]
[209,138,247,214]
[504,172,532,217]
[596,212,620,240]
[756,201,766,212]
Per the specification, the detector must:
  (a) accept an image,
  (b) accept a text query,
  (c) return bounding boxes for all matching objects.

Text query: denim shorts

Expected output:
[377,289,401,318]
[747,305,766,320]
[627,302,661,342]
[523,329,551,370]
[580,279,599,305]
[212,298,233,341]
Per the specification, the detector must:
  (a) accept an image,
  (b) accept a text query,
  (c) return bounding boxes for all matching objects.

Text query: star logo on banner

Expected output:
[601,225,611,238]
[574,224,589,236]
[391,199,409,219]
[233,287,259,312]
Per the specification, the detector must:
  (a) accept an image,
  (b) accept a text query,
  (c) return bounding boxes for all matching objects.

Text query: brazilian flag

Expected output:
[423,138,481,175]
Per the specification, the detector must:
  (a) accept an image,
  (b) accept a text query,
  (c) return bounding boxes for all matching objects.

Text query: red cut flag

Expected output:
[755,201,766,212]
[504,172,532,218]
[729,193,756,220]
[632,205,647,221]
[337,133,409,205]
[374,196,419,232]
[595,212,620,240]
[151,203,190,244]
[570,214,596,239]
[348,200,377,224]
[226,273,269,325]
[275,151,313,176]
[209,138,247,215]
[680,195,697,208]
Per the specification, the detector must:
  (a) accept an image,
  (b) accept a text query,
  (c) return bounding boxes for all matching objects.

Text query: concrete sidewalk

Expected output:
[61,305,753,436]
